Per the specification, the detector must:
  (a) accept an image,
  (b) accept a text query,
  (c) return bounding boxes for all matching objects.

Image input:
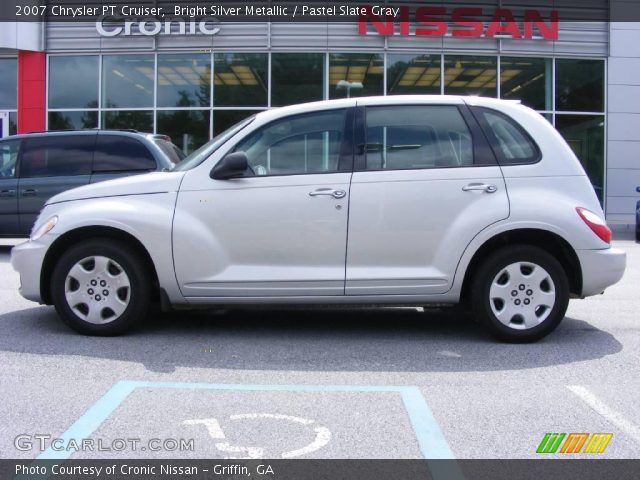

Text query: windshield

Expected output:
[171,115,256,171]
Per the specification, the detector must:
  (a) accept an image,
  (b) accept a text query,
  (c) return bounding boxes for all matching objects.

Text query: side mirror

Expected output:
[210,152,249,180]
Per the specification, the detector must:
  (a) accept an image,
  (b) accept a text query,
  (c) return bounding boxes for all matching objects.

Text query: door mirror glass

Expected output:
[210,151,249,179]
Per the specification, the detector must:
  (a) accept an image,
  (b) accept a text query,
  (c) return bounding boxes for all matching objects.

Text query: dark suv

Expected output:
[0,130,184,237]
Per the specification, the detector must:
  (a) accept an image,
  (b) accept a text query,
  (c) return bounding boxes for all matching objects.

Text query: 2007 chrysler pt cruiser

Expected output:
[12,96,626,342]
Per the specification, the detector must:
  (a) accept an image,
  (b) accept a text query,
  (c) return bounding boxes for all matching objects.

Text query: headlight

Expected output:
[30,216,58,241]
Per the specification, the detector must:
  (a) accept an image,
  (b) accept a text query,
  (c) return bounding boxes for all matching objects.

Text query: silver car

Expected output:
[11,96,626,342]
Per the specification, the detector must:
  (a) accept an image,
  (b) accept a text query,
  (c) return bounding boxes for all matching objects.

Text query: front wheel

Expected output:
[471,245,570,342]
[51,239,151,335]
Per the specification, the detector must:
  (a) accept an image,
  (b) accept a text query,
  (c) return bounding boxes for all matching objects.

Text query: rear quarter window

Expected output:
[93,136,157,172]
[153,139,185,164]
[476,108,541,165]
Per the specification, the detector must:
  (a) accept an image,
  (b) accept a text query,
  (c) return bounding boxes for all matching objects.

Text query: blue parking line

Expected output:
[38,380,458,465]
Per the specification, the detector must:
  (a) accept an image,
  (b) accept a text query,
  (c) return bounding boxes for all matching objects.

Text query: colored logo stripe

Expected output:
[536,433,566,453]
[584,433,613,454]
[537,433,613,454]
[560,433,589,453]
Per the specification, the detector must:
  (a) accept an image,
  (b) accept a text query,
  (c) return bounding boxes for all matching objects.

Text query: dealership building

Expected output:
[0,3,639,226]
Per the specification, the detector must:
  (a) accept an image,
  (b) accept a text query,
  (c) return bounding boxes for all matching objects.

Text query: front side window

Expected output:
[0,139,20,178]
[479,109,540,164]
[363,106,474,170]
[20,136,94,178]
[233,109,347,176]
[93,136,156,172]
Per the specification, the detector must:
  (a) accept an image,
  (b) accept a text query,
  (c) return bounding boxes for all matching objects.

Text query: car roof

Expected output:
[252,95,522,124]
[2,129,158,140]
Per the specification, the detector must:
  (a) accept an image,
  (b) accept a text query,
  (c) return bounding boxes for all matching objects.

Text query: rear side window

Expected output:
[93,136,157,172]
[20,135,94,178]
[363,106,474,170]
[478,109,540,164]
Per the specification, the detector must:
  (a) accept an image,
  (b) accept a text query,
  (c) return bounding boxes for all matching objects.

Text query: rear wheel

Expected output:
[471,245,569,342]
[51,239,151,335]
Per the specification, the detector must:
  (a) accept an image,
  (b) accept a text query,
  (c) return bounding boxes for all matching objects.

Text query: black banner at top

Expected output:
[0,0,632,24]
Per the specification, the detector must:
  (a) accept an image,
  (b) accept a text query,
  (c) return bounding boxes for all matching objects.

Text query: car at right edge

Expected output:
[11,96,627,342]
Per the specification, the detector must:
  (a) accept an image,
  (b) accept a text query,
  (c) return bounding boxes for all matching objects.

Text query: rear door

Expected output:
[90,134,158,183]
[0,138,20,236]
[346,102,509,296]
[18,134,95,234]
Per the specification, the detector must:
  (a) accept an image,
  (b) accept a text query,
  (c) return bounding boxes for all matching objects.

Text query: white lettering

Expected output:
[96,17,220,37]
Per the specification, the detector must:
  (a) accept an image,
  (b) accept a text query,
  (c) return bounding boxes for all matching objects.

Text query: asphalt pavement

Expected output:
[0,236,638,461]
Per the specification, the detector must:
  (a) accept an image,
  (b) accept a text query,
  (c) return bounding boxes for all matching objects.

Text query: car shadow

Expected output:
[0,305,621,374]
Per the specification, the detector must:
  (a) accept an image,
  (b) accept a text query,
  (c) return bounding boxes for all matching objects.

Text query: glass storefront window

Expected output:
[9,112,17,135]
[444,56,497,97]
[214,53,268,107]
[103,55,154,108]
[49,111,98,130]
[213,110,261,136]
[271,53,324,106]
[157,54,211,108]
[102,111,153,132]
[555,114,605,202]
[500,57,551,110]
[387,54,441,95]
[157,110,210,154]
[329,53,383,99]
[556,59,604,113]
[49,56,99,109]
[0,58,17,110]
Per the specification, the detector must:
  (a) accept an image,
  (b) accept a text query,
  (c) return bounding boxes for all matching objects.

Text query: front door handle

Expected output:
[462,183,498,194]
[21,189,38,197]
[309,188,347,199]
[0,189,16,198]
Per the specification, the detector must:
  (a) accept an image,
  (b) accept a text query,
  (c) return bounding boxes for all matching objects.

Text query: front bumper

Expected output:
[576,247,626,297]
[10,237,56,304]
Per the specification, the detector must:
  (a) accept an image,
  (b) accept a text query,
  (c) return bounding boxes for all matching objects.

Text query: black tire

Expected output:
[51,239,151,336]
[471,245,570,343]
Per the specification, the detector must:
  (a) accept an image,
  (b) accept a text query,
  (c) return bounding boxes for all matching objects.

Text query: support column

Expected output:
[17,50,46,134]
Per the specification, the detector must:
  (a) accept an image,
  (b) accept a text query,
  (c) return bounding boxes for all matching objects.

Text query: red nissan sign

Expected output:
[358,6,559,40]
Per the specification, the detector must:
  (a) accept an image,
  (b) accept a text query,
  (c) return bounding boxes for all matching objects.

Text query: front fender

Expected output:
[39,193,183,304]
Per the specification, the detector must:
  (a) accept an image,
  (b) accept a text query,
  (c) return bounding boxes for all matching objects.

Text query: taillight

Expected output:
[576,207,612,244]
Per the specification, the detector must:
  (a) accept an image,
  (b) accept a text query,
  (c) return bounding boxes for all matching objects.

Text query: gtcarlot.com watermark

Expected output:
[15,434,194,453]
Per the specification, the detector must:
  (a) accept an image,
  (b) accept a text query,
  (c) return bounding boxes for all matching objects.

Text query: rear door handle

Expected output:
[0,189,16,198]
[462,183,497,193]
[309,188,346,199]
[21,189,38,197]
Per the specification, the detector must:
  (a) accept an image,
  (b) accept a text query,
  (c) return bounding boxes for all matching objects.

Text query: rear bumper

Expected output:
[10,237,53,304]
[576,247,626,297]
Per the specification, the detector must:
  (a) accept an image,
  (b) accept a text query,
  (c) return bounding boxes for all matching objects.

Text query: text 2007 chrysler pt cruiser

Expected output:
[11,96,626,342]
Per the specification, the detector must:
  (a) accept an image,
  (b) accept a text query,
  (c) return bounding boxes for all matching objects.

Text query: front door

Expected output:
[173,108,353,297]
[0,138,20,236]
[346,103,509,296]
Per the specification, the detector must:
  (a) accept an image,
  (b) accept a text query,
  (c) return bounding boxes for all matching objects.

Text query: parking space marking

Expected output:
[37,380,456,461]
[568,385,640,444]
[183,413,331,459]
